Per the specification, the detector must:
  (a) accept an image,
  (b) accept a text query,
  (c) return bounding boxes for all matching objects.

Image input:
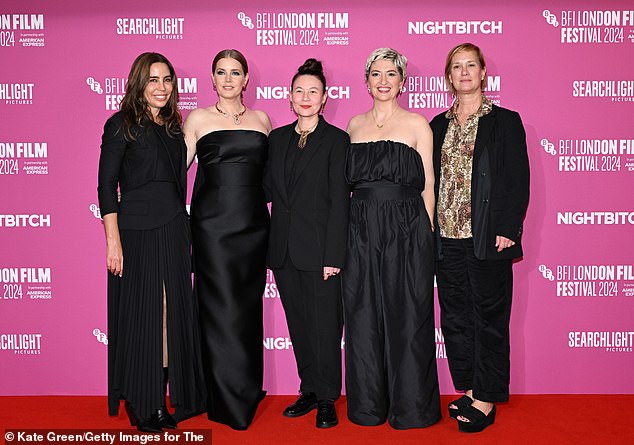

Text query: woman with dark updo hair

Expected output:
[265,58,350,429]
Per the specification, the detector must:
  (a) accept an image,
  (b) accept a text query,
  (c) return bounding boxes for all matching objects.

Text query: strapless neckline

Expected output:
[197,129,268,145]
[351,140,416,152]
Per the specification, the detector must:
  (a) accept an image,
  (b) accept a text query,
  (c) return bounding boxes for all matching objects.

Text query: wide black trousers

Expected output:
[272,256,343,401]
[343,187,440,429]
[436,237,513,403]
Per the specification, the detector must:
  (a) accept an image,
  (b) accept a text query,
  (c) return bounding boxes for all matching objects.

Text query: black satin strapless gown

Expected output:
[190,130,269,430]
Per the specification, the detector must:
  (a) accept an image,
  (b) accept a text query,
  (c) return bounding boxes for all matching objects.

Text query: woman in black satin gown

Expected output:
[342,48,440,429]
[98,52,205,433]
[183,49,272,430]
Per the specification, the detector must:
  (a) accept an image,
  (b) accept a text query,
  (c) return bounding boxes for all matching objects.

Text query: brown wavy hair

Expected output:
[120,52,182,140]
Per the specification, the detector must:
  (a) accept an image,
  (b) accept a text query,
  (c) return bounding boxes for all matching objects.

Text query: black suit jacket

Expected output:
[265,116,350,271]
[430,105,530,260]
[97,112,187,224]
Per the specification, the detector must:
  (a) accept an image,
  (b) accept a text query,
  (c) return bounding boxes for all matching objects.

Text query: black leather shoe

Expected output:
[125,402,163,433]
[316,399,338,428]
[157,406,177,429]
[159,368,177,429]
[283,392,317,417]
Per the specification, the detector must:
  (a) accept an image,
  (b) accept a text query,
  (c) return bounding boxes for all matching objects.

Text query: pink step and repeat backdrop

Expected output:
[1,0,633,396]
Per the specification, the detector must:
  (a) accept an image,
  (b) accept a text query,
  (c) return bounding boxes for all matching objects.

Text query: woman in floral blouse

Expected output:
[429,43,530,433]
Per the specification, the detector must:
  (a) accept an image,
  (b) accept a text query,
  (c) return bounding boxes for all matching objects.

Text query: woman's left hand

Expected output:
[323,266,341,281]
[495,235,515,252]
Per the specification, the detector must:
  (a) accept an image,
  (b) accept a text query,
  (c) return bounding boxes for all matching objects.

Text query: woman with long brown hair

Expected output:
[98,52,205,433]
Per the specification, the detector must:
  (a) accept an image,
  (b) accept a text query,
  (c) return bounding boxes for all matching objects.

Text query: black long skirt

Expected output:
[107,212,205,421]
[191,181,269,430]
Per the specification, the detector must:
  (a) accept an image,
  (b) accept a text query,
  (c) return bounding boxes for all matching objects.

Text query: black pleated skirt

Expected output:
[107,211,206,421]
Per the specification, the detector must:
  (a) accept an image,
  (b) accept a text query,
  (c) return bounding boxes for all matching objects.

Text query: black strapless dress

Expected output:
[190,130,269,430]
[342,140,440,429]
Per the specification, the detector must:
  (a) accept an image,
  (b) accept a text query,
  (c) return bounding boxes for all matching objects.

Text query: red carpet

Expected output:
[1,395,633,445]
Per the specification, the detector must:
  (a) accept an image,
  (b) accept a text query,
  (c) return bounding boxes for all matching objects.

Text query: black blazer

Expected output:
[430,105,530,260]
[265,116,350,271]
[97,112,187,221]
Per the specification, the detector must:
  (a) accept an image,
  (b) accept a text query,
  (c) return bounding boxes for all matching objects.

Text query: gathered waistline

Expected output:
[351,182,421,201]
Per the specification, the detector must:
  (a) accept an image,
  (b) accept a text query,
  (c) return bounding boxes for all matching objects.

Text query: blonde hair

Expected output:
[364,47,407,82]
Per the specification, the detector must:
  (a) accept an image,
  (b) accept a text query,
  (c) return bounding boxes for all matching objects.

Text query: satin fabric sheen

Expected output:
[190,130,269,430]
[343,141,441,429]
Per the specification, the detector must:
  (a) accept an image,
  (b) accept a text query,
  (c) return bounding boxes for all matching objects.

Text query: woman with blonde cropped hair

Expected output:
[342,47,441,430]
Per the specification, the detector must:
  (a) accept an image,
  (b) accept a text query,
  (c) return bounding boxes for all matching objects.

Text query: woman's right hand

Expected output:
[103,213,123,277]
[106,240,123,277]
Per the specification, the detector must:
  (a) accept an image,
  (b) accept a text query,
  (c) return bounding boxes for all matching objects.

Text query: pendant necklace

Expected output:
[295,121,318,149]
[215,102,246,125]
[372,107,396,129]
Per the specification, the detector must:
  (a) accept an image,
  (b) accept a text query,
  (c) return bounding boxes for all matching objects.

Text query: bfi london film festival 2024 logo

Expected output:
[542,8,634,44]
[85,74,198,112]
[538,263,634,298]
[236,10,349,46]
[0,141,48,176]
[0,267,52,302]
[0,13,44,48]
[405,74,501,113]
[540,137,634,173]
